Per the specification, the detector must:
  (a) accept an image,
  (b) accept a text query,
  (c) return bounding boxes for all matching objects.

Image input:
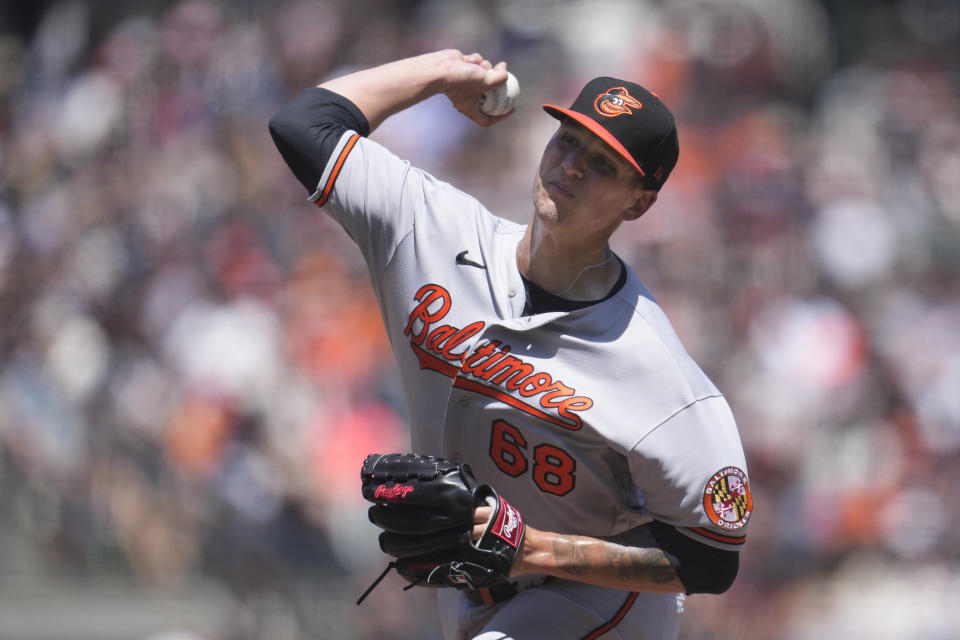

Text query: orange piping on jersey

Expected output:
[453,377,580,430]
[314,133,360,207]
[687,526,746,546]
[581,591,639,640]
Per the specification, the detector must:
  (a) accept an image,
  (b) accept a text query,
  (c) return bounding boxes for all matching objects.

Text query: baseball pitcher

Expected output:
[269,50,751,640]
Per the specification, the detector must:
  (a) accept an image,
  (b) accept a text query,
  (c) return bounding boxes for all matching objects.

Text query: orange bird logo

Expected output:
[594,87,643,117]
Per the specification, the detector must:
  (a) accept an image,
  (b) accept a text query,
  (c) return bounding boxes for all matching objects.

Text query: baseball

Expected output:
[479,71,519,116]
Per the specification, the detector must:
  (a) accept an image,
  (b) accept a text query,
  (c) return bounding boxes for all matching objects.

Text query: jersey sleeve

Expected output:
[268,87,370,193]
[271,88,449,278]
[311,132,439,277]
[627,395,753,551]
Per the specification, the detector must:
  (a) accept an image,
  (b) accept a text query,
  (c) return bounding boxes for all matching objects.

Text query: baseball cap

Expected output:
[543,77,679,191]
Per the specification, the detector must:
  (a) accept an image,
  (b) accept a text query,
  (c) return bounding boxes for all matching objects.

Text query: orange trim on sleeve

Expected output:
[314,133,360,207]
[687,526,746,546]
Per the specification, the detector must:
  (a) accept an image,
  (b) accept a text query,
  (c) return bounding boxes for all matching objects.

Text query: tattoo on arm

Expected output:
[614,546,678,585]
[552,538,589,576]
[552,537,678,586]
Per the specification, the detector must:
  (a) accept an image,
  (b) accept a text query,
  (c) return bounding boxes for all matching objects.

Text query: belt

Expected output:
[463,581,520,605]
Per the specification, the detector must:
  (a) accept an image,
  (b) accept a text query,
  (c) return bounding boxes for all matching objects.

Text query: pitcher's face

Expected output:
[533,120,643,235]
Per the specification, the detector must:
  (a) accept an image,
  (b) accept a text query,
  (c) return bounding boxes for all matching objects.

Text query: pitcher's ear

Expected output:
[623,191,658,221]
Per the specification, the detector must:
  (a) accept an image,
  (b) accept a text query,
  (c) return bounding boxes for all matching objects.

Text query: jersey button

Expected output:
[508,287,517,298]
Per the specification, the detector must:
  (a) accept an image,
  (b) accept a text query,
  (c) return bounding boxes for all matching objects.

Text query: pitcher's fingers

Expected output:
[471,108,515,128]
[483,67,509,87]
[474,506,492,524]
[472,505,494,541]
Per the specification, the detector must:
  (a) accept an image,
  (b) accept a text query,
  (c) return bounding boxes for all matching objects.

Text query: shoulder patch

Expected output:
[703,466,752,530]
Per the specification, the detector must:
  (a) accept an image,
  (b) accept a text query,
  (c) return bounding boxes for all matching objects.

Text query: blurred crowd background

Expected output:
[1,0,959,638]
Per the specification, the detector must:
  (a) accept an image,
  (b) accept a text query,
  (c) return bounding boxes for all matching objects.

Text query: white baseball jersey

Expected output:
[312,129,751,636]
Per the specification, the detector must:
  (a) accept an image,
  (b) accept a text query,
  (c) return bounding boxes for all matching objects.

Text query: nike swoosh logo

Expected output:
[456,250,486,269]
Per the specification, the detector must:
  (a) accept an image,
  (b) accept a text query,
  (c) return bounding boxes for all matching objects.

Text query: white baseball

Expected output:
[478,71,519,116]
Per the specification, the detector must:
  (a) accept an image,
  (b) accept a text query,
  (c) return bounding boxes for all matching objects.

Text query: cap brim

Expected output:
[542,105,645,177]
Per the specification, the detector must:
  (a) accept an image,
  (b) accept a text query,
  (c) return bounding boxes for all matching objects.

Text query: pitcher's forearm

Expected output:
[317,52,447,131]
[516,528,685,593]
[318,50,510,132]
[320,49,486,131]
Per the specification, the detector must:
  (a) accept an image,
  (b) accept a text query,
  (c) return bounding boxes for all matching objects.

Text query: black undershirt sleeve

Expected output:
[647,520,739,595]
[268,87,370,193]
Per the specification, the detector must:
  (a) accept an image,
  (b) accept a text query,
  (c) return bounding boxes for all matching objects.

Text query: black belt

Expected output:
[463,581,520,605]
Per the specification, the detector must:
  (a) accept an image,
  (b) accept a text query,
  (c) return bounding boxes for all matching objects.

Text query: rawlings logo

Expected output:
[403,284,593,430]
[374,484,414,502]
[491,496,523,548]
[500,504,520,539]
[594,87,643,117]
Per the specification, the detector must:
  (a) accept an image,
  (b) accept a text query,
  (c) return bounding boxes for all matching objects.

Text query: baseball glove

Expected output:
[356,453,525,603]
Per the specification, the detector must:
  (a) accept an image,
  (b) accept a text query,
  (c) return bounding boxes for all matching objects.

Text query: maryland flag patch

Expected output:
[703,467,752,530]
